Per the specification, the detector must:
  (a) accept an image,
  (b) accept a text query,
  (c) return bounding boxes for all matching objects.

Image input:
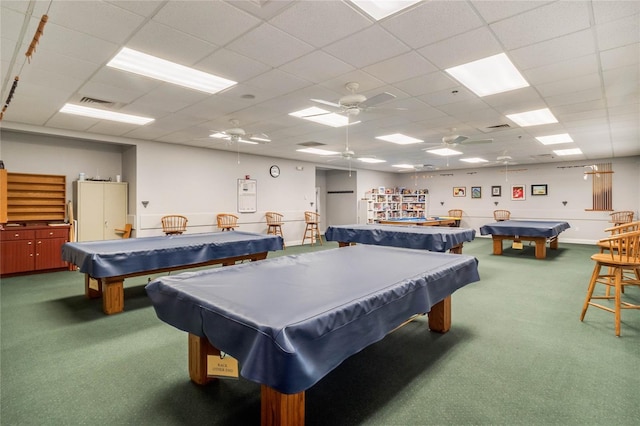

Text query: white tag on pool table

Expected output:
[207,353,239,379]
[512,241,523,250]
[88,278,99,291]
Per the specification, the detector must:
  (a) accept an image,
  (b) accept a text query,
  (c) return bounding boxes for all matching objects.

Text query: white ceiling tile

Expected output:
[323,25,410,69]
[592,1,640,24]
[227,23,314,68]
[418,27,503,70]
[47,1,145,44]
[490,1,590,50]
[196,48,271,84]
[600,43,640,71]
[279,50,355,84]
[269,1,371,48]
[595,14,640,51]
[33,22,119,65]
[545,88,604,108]
[393,72,458,97]
[105,0,165,17]
[153,1,261,45]
[471,1,553,24]
[523,54,599,86]
[537,73,602,98]
[381,1,483,49]
[510,30,595,70]
[363,52,436,84]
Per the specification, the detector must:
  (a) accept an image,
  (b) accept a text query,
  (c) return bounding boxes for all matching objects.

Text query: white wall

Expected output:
[395,157,640,243]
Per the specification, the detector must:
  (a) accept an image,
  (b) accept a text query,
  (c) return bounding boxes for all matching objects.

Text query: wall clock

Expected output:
[269,165,280,178]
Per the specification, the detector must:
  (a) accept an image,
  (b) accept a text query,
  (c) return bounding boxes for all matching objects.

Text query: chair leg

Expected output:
[580,263,602,321]
[614,268,622,337]
[315,225,322,245]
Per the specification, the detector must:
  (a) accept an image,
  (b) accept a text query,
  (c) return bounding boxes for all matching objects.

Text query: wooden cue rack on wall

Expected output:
[0,172,67,223]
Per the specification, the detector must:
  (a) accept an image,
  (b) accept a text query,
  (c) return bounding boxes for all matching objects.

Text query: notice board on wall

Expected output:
[237,179,257,213]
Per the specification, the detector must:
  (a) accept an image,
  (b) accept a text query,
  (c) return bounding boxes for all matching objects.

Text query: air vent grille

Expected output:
[79,97,116,107]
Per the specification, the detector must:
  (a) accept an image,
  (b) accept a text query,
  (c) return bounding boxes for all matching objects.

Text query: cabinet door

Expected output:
[77,182,105,242]
[1,240,34,274]
[35,238,68,270]
[102,183,127,240]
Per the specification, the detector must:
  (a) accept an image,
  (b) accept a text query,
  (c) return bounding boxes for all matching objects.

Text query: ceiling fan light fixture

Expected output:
[426,148,463,156]
[445,53,529,97]
[348,0,422,21]
[375,133,423,145]
[107,48,236,94]
[460,157,489,163]
[536,133,573,145]
[506,108,558,127]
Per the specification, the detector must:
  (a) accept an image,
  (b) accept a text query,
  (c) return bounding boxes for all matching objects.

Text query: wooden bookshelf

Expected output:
[4,173,66,223]
[0,170,7,223]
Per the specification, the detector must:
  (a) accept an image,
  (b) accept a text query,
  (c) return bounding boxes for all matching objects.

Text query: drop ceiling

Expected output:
[1,0,638,172]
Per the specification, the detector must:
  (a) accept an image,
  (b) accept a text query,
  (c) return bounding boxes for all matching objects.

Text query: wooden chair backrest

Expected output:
[304,211,320,224]
[119,223,133,239]
[609,211,634,225]
[266,212,283,225]
[161,215,188,235]
[448,209,463,218]
[216,213,239,229]
[604,221,640,236]
[493,210,511,221]
[599,230,640,264]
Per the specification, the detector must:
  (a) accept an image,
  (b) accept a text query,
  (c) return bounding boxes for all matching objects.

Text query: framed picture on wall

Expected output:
[491,186,501,197]
[531,184,548,196]
[471,186,481,199]
[453,186,466,197]
[511,184,526,201]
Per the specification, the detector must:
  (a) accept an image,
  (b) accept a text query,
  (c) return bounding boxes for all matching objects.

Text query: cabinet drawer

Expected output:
[0,229,36,241]
[36,228,69,239]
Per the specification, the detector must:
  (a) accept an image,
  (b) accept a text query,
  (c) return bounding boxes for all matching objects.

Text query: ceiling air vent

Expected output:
[297,141,326,147]
[80,96,116,106]
[478,123,511,133]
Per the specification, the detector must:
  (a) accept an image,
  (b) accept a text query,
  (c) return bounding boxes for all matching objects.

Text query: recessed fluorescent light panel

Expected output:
[460,158,488,163]
[426,148,463,156]
[358,157,386,163]
[535,133,573,145]
[553,148,583,156]
[348,0,422,21]
[392,164,417,169]
[375,133,424,145]
[506,108,558,127]
[290,107,349,127]
[445,53,529,97]
[107,47,236,94]
[59,103,154,125]
[296,148,340,156]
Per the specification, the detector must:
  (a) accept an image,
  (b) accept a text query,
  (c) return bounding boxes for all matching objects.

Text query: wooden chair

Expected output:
[609,211,634,226]
[217,213,239,231]
[448,209,463,227]
[580,230,640,336]
[115,223,132,239]
[302,211,322,246]
[493,210,511,222]
[598,221,640,294]
[265,212,285,248]
[161,215,188,235]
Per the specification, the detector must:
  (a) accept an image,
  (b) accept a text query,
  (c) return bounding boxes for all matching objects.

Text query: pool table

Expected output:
[377,217,458,227]
[479,220,571,259]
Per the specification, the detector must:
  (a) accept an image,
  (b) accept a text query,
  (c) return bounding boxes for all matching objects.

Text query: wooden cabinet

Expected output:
[0,226,70,275]
[75,181,127,242]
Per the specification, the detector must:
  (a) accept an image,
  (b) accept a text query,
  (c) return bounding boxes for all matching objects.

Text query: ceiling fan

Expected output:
[209,119,271,145]
[424,128,493,149]
[309,82,405,118]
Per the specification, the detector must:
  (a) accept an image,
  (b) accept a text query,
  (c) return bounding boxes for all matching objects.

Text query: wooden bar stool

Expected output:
[493,210,511,221]
[265,211,285,248]
[217,213,239,231]
[609,211,634,226]
[302,211,322,246]
[448,209,463,227]
[580,229,640,336]
[161,215,188,235]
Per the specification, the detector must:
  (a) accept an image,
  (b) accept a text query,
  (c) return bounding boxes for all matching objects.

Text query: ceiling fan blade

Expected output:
[461,138,493,145]
[310,98,341,108]
[451,135,468,144]
[360,92,395,108]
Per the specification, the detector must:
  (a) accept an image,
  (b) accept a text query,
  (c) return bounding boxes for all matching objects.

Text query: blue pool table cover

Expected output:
[146,244,480,394]
[325,224,476,252]
[479,220,570,238]
[62,231,283,278]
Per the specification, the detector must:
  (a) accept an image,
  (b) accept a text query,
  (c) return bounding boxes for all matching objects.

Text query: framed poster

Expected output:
[471,186,482,199]
[491,186,501,197]
[453,186,466,197]
[511,184,526,201]
[237,179,257,212]
[531,184,548,196]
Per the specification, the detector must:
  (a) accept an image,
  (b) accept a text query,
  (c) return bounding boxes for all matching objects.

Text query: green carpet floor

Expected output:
[1,238,639,425]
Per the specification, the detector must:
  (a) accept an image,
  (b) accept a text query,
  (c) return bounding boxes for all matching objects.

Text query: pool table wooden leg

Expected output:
[261,385,305,426]
[533,237,547,259]
[188,333,218,385]
[102,277,124,314]
[428,296,451,333]
[492,236,503,255]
